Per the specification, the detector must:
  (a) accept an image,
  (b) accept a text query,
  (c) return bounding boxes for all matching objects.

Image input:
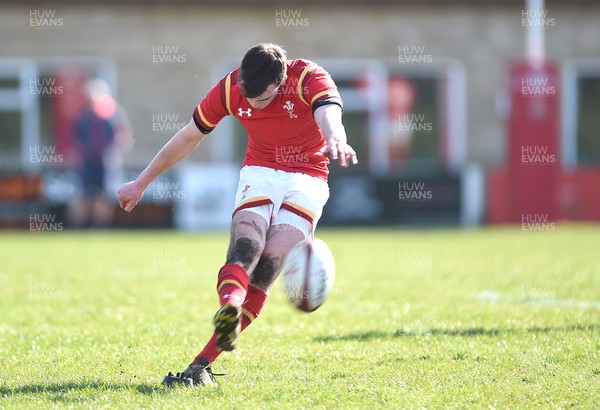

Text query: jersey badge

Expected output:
[283,101,298,119]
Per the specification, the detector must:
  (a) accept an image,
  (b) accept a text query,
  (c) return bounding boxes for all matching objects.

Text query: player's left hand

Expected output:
[321,141,358,167]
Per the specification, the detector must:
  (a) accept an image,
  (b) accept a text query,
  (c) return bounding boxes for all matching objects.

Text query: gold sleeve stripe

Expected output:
[297,65,312,106]
[197,105,217,128]
[242,308,256,322]
[225,74,233,115]
[217,279,244,293]
[310,90,334,106]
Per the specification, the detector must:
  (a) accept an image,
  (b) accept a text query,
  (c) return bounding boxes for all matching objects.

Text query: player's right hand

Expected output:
[118,181,145,212]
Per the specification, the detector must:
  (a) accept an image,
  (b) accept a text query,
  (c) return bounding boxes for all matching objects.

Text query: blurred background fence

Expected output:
[1,0,599,230]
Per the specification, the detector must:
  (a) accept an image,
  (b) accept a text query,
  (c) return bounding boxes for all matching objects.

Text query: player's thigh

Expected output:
[230,208,269,241]
[249,219,304,290]
[264,222,305,262]
[228,165,279,254]
[226,209,270,266]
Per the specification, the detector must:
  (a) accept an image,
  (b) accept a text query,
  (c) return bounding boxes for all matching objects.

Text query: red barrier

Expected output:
[487,168,600,223]
[507,61,560,221]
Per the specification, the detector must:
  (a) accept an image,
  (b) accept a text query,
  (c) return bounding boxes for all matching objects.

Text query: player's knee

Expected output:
[250,255,280,290]
[226,236,261,269]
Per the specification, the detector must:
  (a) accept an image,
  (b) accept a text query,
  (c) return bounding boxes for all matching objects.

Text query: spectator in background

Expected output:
[68,78,131,228]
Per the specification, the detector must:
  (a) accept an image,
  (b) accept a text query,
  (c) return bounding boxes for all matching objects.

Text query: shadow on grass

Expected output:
[315,323,599,343]
[0,380,170,398]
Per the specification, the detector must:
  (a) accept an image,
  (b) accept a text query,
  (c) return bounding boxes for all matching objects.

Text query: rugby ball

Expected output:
[281,238,335,312]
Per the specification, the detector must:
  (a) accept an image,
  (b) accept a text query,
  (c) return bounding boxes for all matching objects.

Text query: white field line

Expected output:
[475,291,600,309]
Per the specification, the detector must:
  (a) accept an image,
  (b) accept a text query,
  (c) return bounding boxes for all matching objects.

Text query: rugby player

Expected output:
[118,43,357,386]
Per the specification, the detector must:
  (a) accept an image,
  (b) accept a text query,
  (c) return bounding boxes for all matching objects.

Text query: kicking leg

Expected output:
[213,210,268,352]
[240,220,306,331]
[187,209,268,380]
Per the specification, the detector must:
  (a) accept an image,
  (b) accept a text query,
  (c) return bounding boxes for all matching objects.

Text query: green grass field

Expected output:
[1,226,599,409]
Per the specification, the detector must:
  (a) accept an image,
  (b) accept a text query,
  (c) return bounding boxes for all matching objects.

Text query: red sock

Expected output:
[216,264,249,308]
[241,285,268,331]
[192,333,220,364]
[192,285,268,365]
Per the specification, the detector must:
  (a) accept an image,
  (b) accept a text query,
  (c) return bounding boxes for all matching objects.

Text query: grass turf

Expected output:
[0,226,599,408]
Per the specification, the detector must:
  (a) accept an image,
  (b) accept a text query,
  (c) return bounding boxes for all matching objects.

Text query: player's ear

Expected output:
[277,74,287,87]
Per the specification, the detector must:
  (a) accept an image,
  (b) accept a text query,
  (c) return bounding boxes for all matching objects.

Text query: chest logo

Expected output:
[283,101,298,119]
[238,108,252,117]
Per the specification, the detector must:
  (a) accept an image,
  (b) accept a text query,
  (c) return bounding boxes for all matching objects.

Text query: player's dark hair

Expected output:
[239,43,287,98]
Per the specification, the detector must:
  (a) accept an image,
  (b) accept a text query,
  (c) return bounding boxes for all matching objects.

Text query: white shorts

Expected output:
[233,166,330,238]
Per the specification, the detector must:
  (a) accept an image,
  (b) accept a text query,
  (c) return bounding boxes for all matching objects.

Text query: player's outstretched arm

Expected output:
[314,104,358,167]
[118,119,206,212]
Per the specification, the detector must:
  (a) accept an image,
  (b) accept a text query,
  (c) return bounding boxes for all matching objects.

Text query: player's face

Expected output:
[247,83,279,109]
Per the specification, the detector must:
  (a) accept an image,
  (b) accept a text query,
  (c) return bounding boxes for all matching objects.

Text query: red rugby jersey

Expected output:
[192,59,342,180]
